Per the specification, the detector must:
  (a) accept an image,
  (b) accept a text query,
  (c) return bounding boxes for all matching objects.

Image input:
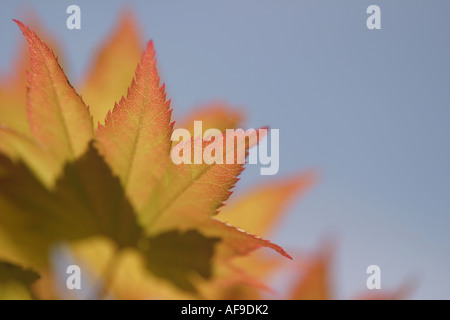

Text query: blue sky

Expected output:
[0,0,449,299]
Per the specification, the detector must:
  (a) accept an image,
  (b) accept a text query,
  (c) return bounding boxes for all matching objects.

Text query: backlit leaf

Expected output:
[0,16,62,138]
[175,102,245,137]
[143,129,262,232]
[0,126,59,188]
[139,230,219,292]
[0,143,142,268]
[217,171,315,237]
[0,13,361,300]
[289,247,332,300]
[15,20,93,164]
[81,11,142,126]
[96,41,172,212]
[0,260,40,300]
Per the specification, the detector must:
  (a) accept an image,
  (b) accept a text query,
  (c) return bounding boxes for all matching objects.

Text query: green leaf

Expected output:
[0,143,142,269]
[139,230,219,292]
[0,260,40,300]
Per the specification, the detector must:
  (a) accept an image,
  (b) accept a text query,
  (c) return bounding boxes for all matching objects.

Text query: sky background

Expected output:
[0,0,449,299]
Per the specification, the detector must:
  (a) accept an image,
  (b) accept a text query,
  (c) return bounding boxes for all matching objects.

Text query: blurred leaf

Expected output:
[0,88,30,137]
[0,143,142,268]
[289,247,332,300]
[67,237,195,299]
[217,170,315,237]
[0,126,59,188]
[354,282,413,300]
[0,260,40,300]
[143,129,260,233]
[140,230,219,292]
[175,102,245,137]
[197,255,274,300]
[81,11,142,125]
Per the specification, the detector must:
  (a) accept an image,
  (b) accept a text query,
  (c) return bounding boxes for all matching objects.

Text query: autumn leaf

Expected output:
[139,129,293,260]
[0,143,221,293]
[0,16,62,138]
[217,170,316,237]
[96,41,172,213]
[0,20,66,187]
[141,130,252,233]
[14,20,93,166]
[0,143,142,268]
[0,21,296,297]
[190,171,315,299]
[93,34,292,261]
[174,102,246,137]
[0,14,407,300]
[82,11,142,126]
[289,247,332,300]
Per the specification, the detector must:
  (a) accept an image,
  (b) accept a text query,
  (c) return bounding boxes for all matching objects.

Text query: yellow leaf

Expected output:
[143,129,261,233]
[0,88,29,137]
[0,15,63,138]
[217,170,315,237]
[139,230,219,292]
[0,126,59,187]
[15,20,94,164]
[81,11,142,126]
[96,41,172,212]
[0,144,142,269]
[69,237,194,299]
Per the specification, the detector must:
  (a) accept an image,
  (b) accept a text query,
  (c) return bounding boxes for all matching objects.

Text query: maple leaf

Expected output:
[0,19,297,298]
[200,172,316,299]
[15,20,94,164]
[96,40,172,213]
[0,126,59,187]
[82,11,142,126]
[0,15,62,138]
[217,170,316,237]
[0,14,408,300]
[93,35,292,262]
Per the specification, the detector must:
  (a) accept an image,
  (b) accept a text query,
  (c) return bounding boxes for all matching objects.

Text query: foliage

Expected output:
[0,13,403,300]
